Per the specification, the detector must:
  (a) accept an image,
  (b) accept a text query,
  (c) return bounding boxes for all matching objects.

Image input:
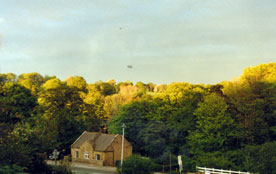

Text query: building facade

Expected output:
[71,131,132,166]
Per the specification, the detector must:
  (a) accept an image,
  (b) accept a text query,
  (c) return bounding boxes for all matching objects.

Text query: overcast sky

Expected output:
[0,0,275,84]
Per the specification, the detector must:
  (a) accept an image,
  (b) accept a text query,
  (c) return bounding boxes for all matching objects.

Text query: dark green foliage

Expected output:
[99,82,116,96]
[37,82,99,151]
[0,164,24,174]
[188,94,240,155]
[117,155,155,174]
[109,100,159,155]
[191,150,245,171]
[0,83,37,125]
[243,141,276,174]
[48,164,73,174]
[108,97,200,171]
[0,82,49,173]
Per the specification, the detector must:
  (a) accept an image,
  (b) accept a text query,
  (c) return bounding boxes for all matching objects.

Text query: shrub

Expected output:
[117,154,155,174]
[49,165,73,174]
[48,158,73,174]
[0,164,24,174]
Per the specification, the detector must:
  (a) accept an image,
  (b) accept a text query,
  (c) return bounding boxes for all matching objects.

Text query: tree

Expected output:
[42,78,62,90]
[163,82,207,107]
[139,121,167,158]
[240,63,276,83]
[116,80,133,92]
[188,94,241,169]
[223,63,276,145]
[38,81,87,151]
[136,81,147,94]
[65,76,87,92]
[109,100,156,155]
[154,84,167,93]
[107,79,116,86]
[146,82,155,92]
[243,141,276,174]
[0,83,48,173]
[0,83,37,127]
[17,72,44,95]
[155,83,207,156]
[0,73,17,83]
[98,82,116,96]
[85,84,106,120]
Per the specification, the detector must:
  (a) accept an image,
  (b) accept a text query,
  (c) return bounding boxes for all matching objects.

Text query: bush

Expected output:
[48,158,73,174]
[117,154,155,174]
[0,164,24,174]
[49,165,73,174]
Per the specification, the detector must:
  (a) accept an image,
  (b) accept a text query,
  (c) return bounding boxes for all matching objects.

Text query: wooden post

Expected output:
[113,151,115,167]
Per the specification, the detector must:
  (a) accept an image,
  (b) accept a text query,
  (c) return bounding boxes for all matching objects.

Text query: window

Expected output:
[75,151,79,158]
[84,152,89,159]
[96,154,100,160]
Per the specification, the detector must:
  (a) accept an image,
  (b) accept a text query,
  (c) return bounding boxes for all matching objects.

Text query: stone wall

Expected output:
[106,135,132,166]
[71,141,105,166]
[72,157,104,166]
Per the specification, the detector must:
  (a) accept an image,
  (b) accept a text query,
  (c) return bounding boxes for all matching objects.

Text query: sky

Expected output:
[0,0,275,84]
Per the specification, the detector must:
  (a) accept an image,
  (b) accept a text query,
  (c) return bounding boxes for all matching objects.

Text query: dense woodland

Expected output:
[0,63,276,173]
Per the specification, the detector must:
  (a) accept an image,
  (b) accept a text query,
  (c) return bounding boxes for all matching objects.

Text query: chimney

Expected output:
[101,125,108,134]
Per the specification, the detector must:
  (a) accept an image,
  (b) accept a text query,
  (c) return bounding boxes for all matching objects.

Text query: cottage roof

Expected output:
[95,133,117,151]
[71,131,118,151]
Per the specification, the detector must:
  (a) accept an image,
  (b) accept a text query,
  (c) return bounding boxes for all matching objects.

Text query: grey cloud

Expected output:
[1,0,276,84]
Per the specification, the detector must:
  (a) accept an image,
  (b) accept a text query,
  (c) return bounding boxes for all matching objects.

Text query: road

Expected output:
[71,166,116,174]
[46,160,116,174]
[71,162,116,174]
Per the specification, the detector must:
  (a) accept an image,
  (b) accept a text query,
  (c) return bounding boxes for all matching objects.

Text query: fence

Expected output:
[196,166,251,174]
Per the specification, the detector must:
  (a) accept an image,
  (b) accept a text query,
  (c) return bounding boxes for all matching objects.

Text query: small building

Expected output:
[71,131,132,166]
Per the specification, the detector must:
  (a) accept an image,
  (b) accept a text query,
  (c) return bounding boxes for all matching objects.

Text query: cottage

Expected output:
[71,131,132,166]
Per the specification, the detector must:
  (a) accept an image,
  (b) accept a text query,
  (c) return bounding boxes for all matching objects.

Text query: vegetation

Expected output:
[0,165,24,174]
[117,155,155,174]
[0,63,276,173]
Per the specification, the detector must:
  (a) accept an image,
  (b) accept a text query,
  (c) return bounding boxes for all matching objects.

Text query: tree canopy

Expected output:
[1,63,276,173]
